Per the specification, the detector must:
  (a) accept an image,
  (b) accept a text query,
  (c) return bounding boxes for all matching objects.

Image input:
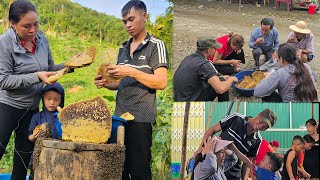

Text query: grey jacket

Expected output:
[254,63,318,102]
[0,28,64,110]
[193,152,238,180]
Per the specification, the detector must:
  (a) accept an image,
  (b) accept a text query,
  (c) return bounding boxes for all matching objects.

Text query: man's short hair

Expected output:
[266,152,283,172]
[261,18,274,29]
[122,0,147,17]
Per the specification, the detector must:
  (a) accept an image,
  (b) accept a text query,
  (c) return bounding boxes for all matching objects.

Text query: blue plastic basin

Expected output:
[232,70,255,97]
[107,116,127,144]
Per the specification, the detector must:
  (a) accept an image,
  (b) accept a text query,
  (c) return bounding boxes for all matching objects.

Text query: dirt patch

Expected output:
[173,0,320,101]
[67,85,83,93]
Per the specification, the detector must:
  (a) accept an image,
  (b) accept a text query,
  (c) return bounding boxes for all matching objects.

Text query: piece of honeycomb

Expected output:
[33,123,51,138]
[120,112,134,121]
[62,119,110,144]
[236,71,266,89]
[47,67,68,83]
[64,46,96,68]
[58,96,112,144]
[97,62,122,84]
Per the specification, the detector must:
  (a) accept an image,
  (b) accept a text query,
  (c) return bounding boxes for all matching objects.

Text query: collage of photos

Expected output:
[0,0,319,180]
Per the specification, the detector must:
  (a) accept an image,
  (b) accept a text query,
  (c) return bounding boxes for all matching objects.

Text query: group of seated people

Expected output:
[173,18,318,102]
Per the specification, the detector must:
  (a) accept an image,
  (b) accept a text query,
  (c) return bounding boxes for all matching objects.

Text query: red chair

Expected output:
[274,0,292,11]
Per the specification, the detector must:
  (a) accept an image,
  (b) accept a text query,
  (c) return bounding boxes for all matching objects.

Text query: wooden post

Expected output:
[180,102,190,180]
[236,101,241,113]
[117,126,125,145]
[206,102,215,130]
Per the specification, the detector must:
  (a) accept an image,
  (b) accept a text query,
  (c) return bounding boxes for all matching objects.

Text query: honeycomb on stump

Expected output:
[58,96,112,144]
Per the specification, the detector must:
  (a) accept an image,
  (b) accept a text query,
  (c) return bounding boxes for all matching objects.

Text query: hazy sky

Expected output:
[71,0,171,22]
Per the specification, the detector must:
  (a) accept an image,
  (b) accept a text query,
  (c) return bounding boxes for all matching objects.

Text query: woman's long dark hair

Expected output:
[278,43,318,102]
[190,153,204,180]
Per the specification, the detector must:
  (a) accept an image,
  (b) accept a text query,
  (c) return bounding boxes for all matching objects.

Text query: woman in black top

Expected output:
[303,119,319,179]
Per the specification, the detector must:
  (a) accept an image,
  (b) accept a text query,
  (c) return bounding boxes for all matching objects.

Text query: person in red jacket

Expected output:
[208,33,245,75]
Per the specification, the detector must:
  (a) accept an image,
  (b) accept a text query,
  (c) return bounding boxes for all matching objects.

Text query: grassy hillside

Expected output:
[0,0,129,44]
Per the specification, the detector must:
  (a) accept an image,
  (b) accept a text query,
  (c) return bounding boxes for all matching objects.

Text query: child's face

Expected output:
[294,141,304,152]
[304,143,314,150]
[259,155,272,171]
[215,148,226,167]
[43,91,61,112]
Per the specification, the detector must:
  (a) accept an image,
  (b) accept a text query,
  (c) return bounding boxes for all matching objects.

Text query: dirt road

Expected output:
[173,0,320,101]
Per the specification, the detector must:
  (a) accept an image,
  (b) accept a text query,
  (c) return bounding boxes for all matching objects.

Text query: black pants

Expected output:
[197,85,229,102]
[252,47,274,66]
[0,102,37,180]
[225,158,241,180]
[215,49,246,76]
[261,92,283,102]
[257,0,263,4]
[122,122,152,180]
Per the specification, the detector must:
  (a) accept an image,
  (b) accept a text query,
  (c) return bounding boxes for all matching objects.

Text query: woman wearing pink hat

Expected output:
[192,136,238,180]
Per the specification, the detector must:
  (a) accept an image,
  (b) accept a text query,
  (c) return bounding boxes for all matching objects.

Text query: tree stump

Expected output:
[34,139,125,180]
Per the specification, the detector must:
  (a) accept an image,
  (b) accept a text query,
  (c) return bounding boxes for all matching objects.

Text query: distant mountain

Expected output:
[0,0,128,45]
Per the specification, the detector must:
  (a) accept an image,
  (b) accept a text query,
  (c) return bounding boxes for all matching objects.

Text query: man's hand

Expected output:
[94,75,107,89]
[107,65,137,78]
[255,37,264,45]
[226,76,238,83]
